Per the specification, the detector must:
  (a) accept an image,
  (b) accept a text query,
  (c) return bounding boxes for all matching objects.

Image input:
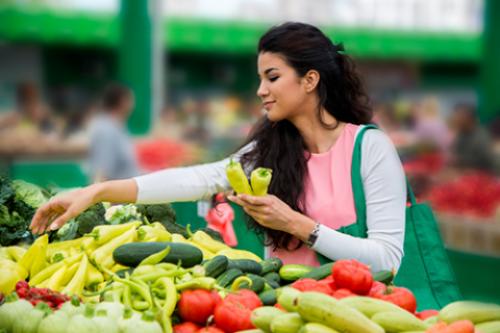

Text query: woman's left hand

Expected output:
[227,194,298,233]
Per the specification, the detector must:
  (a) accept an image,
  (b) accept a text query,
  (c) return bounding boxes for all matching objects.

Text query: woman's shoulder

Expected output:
[357,125,399,158]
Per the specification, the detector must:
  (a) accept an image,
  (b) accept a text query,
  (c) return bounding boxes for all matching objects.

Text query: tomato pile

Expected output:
[15,281,70,309]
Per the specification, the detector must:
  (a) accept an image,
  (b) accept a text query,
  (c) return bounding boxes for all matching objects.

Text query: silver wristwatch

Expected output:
[306,222,321,247]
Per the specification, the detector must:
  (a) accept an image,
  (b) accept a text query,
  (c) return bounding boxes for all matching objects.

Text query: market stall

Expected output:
[1,173,500,333]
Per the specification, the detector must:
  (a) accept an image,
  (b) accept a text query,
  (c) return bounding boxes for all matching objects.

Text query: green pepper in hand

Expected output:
[250,167,272,196]
[226,159,253,195]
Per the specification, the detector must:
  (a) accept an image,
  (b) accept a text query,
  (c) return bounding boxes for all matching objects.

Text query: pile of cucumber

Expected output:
[203,256,336,305]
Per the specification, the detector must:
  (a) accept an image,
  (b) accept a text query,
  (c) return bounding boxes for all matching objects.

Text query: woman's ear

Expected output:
[303,70,320,93]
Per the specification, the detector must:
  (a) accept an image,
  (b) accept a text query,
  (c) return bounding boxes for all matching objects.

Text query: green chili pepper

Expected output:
[132,300,150,311]
[153,277,177,316]
[251,167,273,196]
[231,275,253,291]
[226,159,253,195]
[138,245,170,266]
[113,275,152,308]
[122,284,132,308]
[175,277,216,291]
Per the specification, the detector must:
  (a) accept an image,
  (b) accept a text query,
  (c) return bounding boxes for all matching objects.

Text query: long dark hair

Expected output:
[240,22,372,250]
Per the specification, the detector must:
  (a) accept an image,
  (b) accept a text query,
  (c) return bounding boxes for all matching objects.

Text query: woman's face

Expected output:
[257,52,309,122]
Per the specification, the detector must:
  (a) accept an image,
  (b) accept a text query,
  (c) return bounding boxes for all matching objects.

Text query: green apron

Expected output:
[317,124,462,311]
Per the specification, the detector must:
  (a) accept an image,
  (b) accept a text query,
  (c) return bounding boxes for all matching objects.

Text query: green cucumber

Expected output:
[260,257,283,275]
[373,270,394,285]
[216,268,244,288]
[259,289,278,306]
[237,274,266,293]
[203,255,228,278]
[113,242,202,268]
[302,262,334,280]
[263,272,281,289]
[227,259,263,275]
[279,264,313,281]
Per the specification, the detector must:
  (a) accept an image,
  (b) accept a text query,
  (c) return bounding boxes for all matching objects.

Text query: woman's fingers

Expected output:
[238,194,268,206]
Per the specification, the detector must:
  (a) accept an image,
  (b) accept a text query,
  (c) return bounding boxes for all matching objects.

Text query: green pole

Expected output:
[119,0,163,135]
[480,0,500,123]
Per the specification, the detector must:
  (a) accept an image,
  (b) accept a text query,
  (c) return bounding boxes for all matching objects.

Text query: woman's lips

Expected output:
[263,101,275,111]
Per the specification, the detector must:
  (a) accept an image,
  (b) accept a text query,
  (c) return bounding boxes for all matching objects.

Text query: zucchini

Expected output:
[216,268,243,288]
[227,259,262,275]
[113,242,202,268]
[260,257,283,275]
[203,255,228,278]
[237,274,266,293]
[302,262,334,280]
[279,264,313,281]
[259,289,278,306]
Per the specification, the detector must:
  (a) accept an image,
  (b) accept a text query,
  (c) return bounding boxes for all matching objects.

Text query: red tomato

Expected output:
[197,327,225,333]
[173,322,201,333]
[332,288,356,299]
[368,281,387,297]
[214,300,255,332]
[332,259,373,295]
[291,278,333,295]
[416,309,439,320]
[371,285,417,313]
[224,289,262,310]
[178,289,218,325]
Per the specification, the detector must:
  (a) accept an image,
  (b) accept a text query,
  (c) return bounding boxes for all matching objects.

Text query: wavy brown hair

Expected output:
[240,22,372,250]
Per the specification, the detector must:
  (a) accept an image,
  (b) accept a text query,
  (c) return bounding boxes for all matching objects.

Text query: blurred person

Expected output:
[449,103,496,173]
[412,97,451,152]
[87,83,139,181]
[0,82,56,133]
[31,23,457,309]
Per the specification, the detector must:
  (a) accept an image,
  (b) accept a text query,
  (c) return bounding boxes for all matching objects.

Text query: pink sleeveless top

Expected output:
[270,123,359,266]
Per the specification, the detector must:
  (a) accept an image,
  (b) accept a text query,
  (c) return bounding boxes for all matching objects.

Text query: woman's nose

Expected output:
[257,81,269,98]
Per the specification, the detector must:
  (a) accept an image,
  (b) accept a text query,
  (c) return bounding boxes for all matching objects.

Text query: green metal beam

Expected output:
[0,4,481,62]
[479,0,500,123]
[119,0,152,135]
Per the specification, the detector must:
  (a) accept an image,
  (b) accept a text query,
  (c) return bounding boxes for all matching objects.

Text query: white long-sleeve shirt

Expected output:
[134,126,406,272]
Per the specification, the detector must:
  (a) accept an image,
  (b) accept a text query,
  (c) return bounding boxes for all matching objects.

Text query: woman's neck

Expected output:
[291,109,345,154]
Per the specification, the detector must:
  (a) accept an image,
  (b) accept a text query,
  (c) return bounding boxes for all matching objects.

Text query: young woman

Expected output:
[30,22,406,273]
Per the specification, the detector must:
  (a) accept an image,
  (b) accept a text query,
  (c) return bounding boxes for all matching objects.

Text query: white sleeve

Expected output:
[312,129,406,272]
[134,142,255,204]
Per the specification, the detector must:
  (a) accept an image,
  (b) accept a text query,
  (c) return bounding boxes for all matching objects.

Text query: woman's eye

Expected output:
[269,76,279,82]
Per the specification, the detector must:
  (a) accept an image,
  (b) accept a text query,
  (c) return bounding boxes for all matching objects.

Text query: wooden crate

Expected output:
[437,213,500,257]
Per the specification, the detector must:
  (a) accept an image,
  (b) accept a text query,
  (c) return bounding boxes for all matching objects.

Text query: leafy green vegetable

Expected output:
[53,220,79,241]
[104,204,141,225]
[11,180,49,208]
[76,203,106,235]
[135,203,186,237]
[0,176,37,246]
[0,176,15,206]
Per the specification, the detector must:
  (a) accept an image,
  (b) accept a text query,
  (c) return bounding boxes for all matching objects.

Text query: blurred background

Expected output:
[0,0,499,302]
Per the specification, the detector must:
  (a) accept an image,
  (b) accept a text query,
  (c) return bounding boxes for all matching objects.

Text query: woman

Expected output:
[30,22,406,273]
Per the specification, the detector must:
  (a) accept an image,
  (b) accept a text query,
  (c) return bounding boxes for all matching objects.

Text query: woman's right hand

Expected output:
[30,187,96,234]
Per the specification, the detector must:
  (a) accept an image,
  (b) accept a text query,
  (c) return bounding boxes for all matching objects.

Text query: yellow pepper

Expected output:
[92,227,138,269]
[46,265,68,292]
[87,221,142,245]
[19,234,48,276]
[85,263,104,288]
[6,246,27,262]
[216,248,262,262]
[226,159,253,195]
[62,254,89,296]
[250,167,273,196]
[190,230,229,253]
[29,252,82,286]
